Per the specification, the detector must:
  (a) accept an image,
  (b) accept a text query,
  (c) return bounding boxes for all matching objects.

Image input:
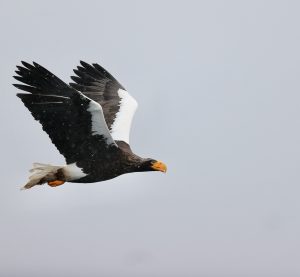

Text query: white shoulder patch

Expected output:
[87,100,116,145]
[110,89,138,144]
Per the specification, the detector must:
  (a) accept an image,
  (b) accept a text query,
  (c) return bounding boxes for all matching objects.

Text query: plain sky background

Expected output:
[1,0,300,276]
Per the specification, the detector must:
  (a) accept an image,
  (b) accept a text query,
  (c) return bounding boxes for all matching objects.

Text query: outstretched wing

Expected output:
[13,61,118,165]
[70,61,138,144]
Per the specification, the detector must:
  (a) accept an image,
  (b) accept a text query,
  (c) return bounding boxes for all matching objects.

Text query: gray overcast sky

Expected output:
[1,0,300,276]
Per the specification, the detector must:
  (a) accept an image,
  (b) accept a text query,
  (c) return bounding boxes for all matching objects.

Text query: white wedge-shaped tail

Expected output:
[22,163,63,190]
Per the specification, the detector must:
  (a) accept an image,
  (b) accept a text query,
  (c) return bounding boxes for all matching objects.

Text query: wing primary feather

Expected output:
[21,61,35,70]
[13,84,42,94]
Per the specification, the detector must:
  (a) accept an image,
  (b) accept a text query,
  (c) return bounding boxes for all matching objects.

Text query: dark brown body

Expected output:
[71,141,151,183]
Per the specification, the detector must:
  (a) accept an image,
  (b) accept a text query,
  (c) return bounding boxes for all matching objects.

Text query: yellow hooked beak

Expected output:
[151,161,167,173]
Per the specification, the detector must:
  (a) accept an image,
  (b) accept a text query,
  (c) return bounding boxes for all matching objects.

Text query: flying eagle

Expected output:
[13,61,167,189]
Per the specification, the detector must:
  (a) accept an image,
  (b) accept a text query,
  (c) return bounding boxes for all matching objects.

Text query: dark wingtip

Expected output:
[70,76,81,83]
[21,61,34,70]
[77,66,84,71]
[13,75,22,82]
[13,84,28,90]
[92,63,106,71]
[13,83,38,94]
[80,60,90,68]
[16,65,25,71]
[16,92,28,98]
[32,61,41,68]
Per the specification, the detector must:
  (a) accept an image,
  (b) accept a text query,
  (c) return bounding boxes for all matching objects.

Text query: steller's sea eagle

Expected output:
[13,61,167,189]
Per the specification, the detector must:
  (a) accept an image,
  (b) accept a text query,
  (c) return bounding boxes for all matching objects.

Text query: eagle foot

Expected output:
[48,180,65,187]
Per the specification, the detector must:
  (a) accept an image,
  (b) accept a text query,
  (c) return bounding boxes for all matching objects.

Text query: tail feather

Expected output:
[22,163,63,190]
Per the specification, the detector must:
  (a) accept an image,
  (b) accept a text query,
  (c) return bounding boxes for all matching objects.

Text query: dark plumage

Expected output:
[13,61,167,189]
